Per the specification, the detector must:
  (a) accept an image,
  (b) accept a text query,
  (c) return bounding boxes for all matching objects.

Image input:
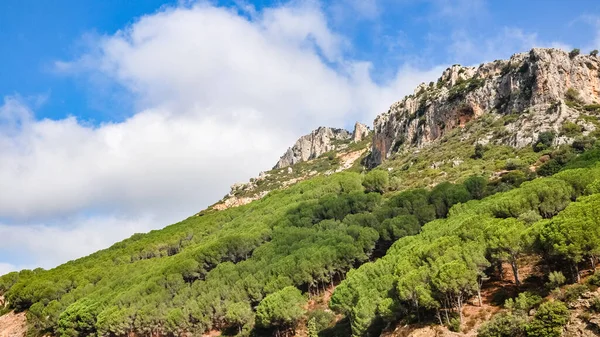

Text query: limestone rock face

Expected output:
[274,127,351,169]
[352,122,370,142]
[372,48,600,165]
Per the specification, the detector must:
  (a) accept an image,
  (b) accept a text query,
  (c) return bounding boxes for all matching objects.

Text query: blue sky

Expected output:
[1,0,600,274]
[4,0,600,124]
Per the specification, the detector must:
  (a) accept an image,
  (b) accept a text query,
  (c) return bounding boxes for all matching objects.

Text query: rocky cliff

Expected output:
[273,127,352,169]
[273,123,370,169]
[352,122,370,142]
[372,48,600,164]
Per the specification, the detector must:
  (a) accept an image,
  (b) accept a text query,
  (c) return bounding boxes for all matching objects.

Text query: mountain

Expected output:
[274,127,351,169]
[372,48,600,165]
[211,122,371,211]
[2,48,600,337]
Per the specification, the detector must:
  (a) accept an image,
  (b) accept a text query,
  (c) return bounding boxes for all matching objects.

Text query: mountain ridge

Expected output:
[212,47,600,212]
[372,48,600,164]
[2,47,600,337]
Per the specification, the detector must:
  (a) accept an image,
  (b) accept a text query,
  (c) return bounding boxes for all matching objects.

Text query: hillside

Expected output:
[2,48,600,337]
[211,123,372,211]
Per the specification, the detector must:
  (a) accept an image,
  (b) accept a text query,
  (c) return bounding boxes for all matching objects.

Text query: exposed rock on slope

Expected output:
[274,127,351,169]
[372,48,600,164]
[352,122,370,142]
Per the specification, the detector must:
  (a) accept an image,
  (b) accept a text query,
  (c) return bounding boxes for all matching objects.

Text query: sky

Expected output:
[1,0,600,274]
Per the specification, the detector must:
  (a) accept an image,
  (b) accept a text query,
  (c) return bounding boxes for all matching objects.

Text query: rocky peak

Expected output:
[352,122,370,142]
[273,126,352,169]
[372,48,600,165]
[440,64,477,86]
[212,124,370,211]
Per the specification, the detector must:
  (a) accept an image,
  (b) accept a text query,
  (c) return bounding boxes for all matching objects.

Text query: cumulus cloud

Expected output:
[0,263,19,276]
[0,214,156,268]
[0,2,442,272]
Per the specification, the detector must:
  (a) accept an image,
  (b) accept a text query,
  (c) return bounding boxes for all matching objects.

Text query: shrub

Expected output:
[389,176,403,191]
[448,317,461,332]
[429,182,472,217]
[473,143,486,159]
[478,313,525,337]
[0,305,11,317]
[591,50,599,57]
[505,292,543,314]
[563,284,587,303]
[565,88,581,107]
[306,309,335,332]
[307,317,318,337]
[464,175,488,199]
[585,179,600,195]
[586,270,600,287]
[590,297,600,313]
[537,148,576,176]
[255,287,306,330]
[546,271,566,290]
[572,136,596,152]
[569,48,581,58]
[447,77,485,101]
[518,210,542,225]
[550,288,563,301]
[505,159,526,170]
[579,311,591,322]
[583,104,600,112]
[536,160,563,177]
[533,132,555,152]
[362,170,389,194]
[491,288,512,306]
[500,170,527,187]
[560,121,582,137]
[525,301,569,337]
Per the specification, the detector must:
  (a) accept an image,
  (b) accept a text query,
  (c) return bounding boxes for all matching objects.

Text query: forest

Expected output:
[1,141,600,337]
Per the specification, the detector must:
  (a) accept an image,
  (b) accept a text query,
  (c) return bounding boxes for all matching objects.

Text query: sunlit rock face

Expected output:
[372,48,600,165]
[273,126,351,169]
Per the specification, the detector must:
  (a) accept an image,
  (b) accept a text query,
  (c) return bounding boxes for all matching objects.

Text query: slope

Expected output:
[1,48,600,337]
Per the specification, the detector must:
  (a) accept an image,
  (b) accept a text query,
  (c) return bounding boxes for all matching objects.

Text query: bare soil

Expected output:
[0,311,27,337]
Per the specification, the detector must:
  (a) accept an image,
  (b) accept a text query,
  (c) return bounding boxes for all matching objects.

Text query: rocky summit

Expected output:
[372,48,600,165]
[273,127,352,169]
[274,123,371,169]
[352,122,370,142]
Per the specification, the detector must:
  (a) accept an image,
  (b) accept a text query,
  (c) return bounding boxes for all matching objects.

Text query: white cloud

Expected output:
[0,263,19,276]
[0,214,156,269]
[0,2,443,271]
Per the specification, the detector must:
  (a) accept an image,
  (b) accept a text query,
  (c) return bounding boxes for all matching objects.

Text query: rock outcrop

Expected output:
[352,122,370,142]
[372,48,600,164]
[274,127,351,169]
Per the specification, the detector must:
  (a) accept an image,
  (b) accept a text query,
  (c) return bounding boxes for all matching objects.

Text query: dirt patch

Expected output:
[201,329,221,337]
[383,324,462,337]
[336,149,367,169]
[0,311,27,337]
